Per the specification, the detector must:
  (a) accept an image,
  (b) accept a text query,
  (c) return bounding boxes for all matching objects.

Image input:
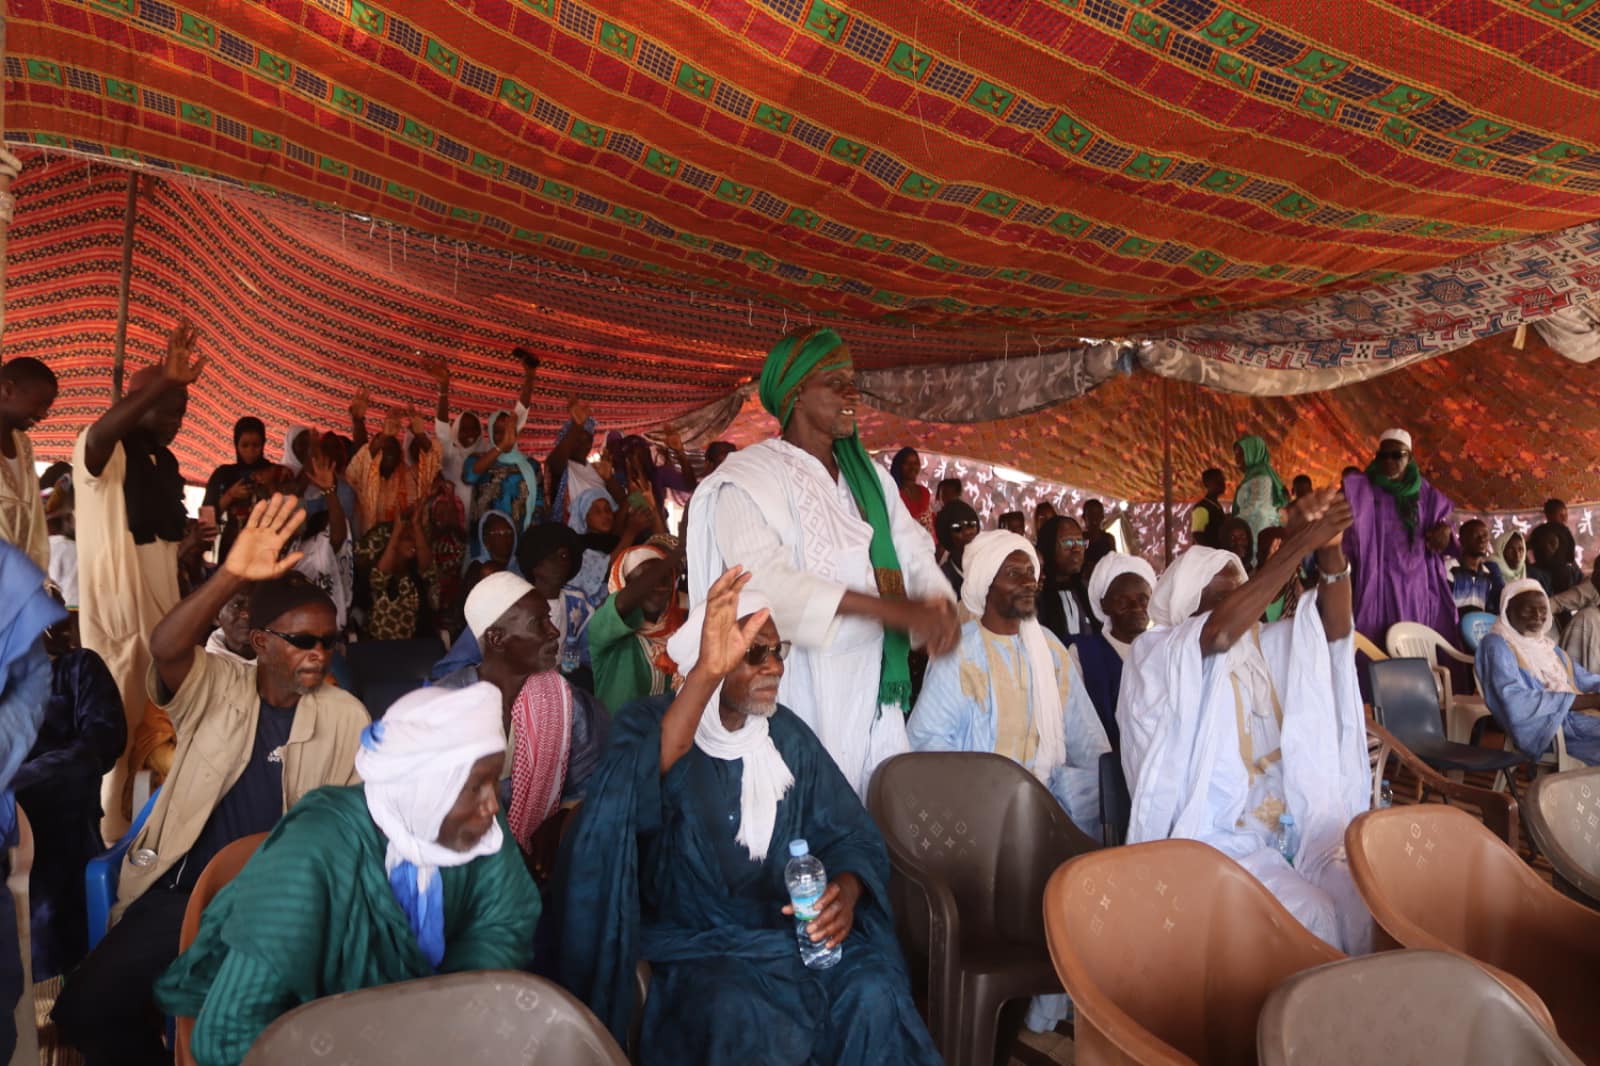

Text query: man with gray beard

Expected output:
[557,567,940,1066]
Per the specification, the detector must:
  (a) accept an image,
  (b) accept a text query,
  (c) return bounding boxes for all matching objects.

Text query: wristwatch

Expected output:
[1320,564,1351,585]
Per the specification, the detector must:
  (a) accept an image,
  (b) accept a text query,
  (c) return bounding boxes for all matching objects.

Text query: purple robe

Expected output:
[1342,470,1457,645]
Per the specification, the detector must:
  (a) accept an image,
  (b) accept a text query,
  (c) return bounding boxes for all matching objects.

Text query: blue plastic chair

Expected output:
[1461,611,1497,652]
[85,787,160,951]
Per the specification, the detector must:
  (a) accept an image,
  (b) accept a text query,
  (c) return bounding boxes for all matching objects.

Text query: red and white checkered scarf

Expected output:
[507,670,573,851]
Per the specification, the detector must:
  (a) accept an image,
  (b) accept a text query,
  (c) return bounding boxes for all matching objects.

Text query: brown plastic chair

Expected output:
[867,751,1099,1066]
[1367,720,1520,851]
[1257,951,1580,1065]
[1042,839,1342,1064]
[1525,766,1600,907]
[173,832,269,1066]
[1347,806,1596,1057]
[241,971,628,1064]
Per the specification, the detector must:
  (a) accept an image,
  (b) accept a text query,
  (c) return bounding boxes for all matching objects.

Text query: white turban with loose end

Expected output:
[1149,547,1247,629]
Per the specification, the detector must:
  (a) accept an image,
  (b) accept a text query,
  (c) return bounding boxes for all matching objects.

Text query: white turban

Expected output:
[666,587,793,862]
[464,571,535,639]
[356,682,507,966]
[1149,546,1247,628]
[960,530,1038,616]
[1379,428,1413,451]
[1087,552,1158,626]
[956,530,1066,787]
[1492,578,1570,692]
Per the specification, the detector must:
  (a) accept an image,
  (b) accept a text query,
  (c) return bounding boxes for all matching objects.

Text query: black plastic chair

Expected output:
[1368,658,1526,789]
[343,636,445,718]
[868,751,1099,1066]
[1098,751,1130,847]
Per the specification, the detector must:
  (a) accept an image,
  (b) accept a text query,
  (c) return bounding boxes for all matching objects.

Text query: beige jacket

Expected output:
[113,651,368,918]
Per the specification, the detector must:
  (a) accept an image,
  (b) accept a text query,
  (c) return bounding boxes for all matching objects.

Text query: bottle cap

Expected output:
[788,839,809,858]
[1280,814,1295,825]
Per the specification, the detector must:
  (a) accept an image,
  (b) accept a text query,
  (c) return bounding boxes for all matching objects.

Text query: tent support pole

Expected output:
[111,171,139,401]
[0,14,9,343]
[1161,375,1174,566]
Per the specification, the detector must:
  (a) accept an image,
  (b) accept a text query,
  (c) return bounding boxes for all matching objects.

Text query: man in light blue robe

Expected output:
[908,531,1109,839]
[555,569,939,1066]
[1479,577,1600,764]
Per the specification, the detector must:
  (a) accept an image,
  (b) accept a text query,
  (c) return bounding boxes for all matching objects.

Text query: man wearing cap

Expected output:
[1342,428,1458,644]
[686,330,959,797]
[156,682,541,1066]
[587,543,686,714]
[53,495,369,1066]
[558,567,940,1065]
[440,570,609,852]
[1119,489,1372,953]
[907,531,1110,839]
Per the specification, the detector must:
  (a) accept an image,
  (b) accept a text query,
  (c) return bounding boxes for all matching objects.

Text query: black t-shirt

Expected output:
[162,699,295,891]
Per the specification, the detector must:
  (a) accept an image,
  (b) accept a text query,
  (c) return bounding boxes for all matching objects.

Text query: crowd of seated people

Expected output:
[6,318,1600,1065]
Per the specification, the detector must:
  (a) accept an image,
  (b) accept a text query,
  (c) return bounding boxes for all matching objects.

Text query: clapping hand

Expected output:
[221,495,306,580]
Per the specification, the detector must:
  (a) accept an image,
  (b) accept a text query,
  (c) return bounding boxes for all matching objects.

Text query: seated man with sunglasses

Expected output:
[558,567,940,1066]
[53,495,368,1066]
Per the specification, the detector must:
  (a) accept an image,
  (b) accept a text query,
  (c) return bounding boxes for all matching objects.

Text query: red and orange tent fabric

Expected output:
[8,0,1600,504]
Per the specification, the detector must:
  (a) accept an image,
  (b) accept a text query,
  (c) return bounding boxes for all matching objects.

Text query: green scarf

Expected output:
[760,329,912,714]
[1233,435,1289,511]
[1365,457,1423,532]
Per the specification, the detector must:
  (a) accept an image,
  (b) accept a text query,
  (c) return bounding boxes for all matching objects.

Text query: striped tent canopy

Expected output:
[9,0,1600,503]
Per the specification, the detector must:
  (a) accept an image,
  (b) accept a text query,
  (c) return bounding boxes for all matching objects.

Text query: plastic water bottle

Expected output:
[1276,814,1299,866]
[1379,780,1394,809]
[784,839,841,970]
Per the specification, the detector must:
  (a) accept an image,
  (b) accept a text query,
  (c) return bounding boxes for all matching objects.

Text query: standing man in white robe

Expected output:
[908,530,1109,837]
[1118,489,1373,953]
[687,329,959,797]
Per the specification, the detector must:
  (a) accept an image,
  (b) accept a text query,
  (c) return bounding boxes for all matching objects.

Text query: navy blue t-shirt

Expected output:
[162,700,295,890]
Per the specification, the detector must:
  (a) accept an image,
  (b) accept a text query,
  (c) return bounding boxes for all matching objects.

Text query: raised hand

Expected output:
[349,387,370,421]
[306,445,337,494]
[1315,493,1354,548]
[163,316,207,385]
[408,407,429,439]
[424,359,450,385]
[662,426,685,454]
[595,454,615,482]
[568,395,591,426]
[221,495,306,580]
[495,413,518,452]
[693,567,769,681]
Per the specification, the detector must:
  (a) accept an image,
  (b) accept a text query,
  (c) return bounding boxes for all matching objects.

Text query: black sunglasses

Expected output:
[948,520,979,532]
[744,640,792,666]
[1376,449,1410,462]
[262,628,341,651]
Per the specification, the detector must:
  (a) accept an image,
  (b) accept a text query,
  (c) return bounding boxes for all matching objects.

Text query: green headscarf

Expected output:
[760,329,912,714]
[1233,435,1290,510]
[1365,457,1423,531]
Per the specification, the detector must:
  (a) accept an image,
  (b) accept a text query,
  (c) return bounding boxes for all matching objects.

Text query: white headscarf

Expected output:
[666,588,793,862]
[1087,552,1158,626]
[1149,546,1247,629]
[959,531,1067,785]
[281,425,310,474]
[1493,528,1527,583]
[1493,578,1572,692]
[356,682,507,964]
[1379,428,1413,451]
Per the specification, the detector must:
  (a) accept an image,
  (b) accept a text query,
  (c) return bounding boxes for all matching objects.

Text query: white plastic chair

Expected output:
[1387,622,1492,744]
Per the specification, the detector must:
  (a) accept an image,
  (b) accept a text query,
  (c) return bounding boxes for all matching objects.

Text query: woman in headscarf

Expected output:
[203,417,282,559]
[462,510,521,604]
[566,485,619,608]
[889,447,933,535]
[1493,528,1528,584]
[464,408,543,540]
[1035,515,1096,647]
[1477,578,1600,764]
[588,543,686,715]
[1232,435,1288,565]
[934,499,980,597]
[156,683,541,1066]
